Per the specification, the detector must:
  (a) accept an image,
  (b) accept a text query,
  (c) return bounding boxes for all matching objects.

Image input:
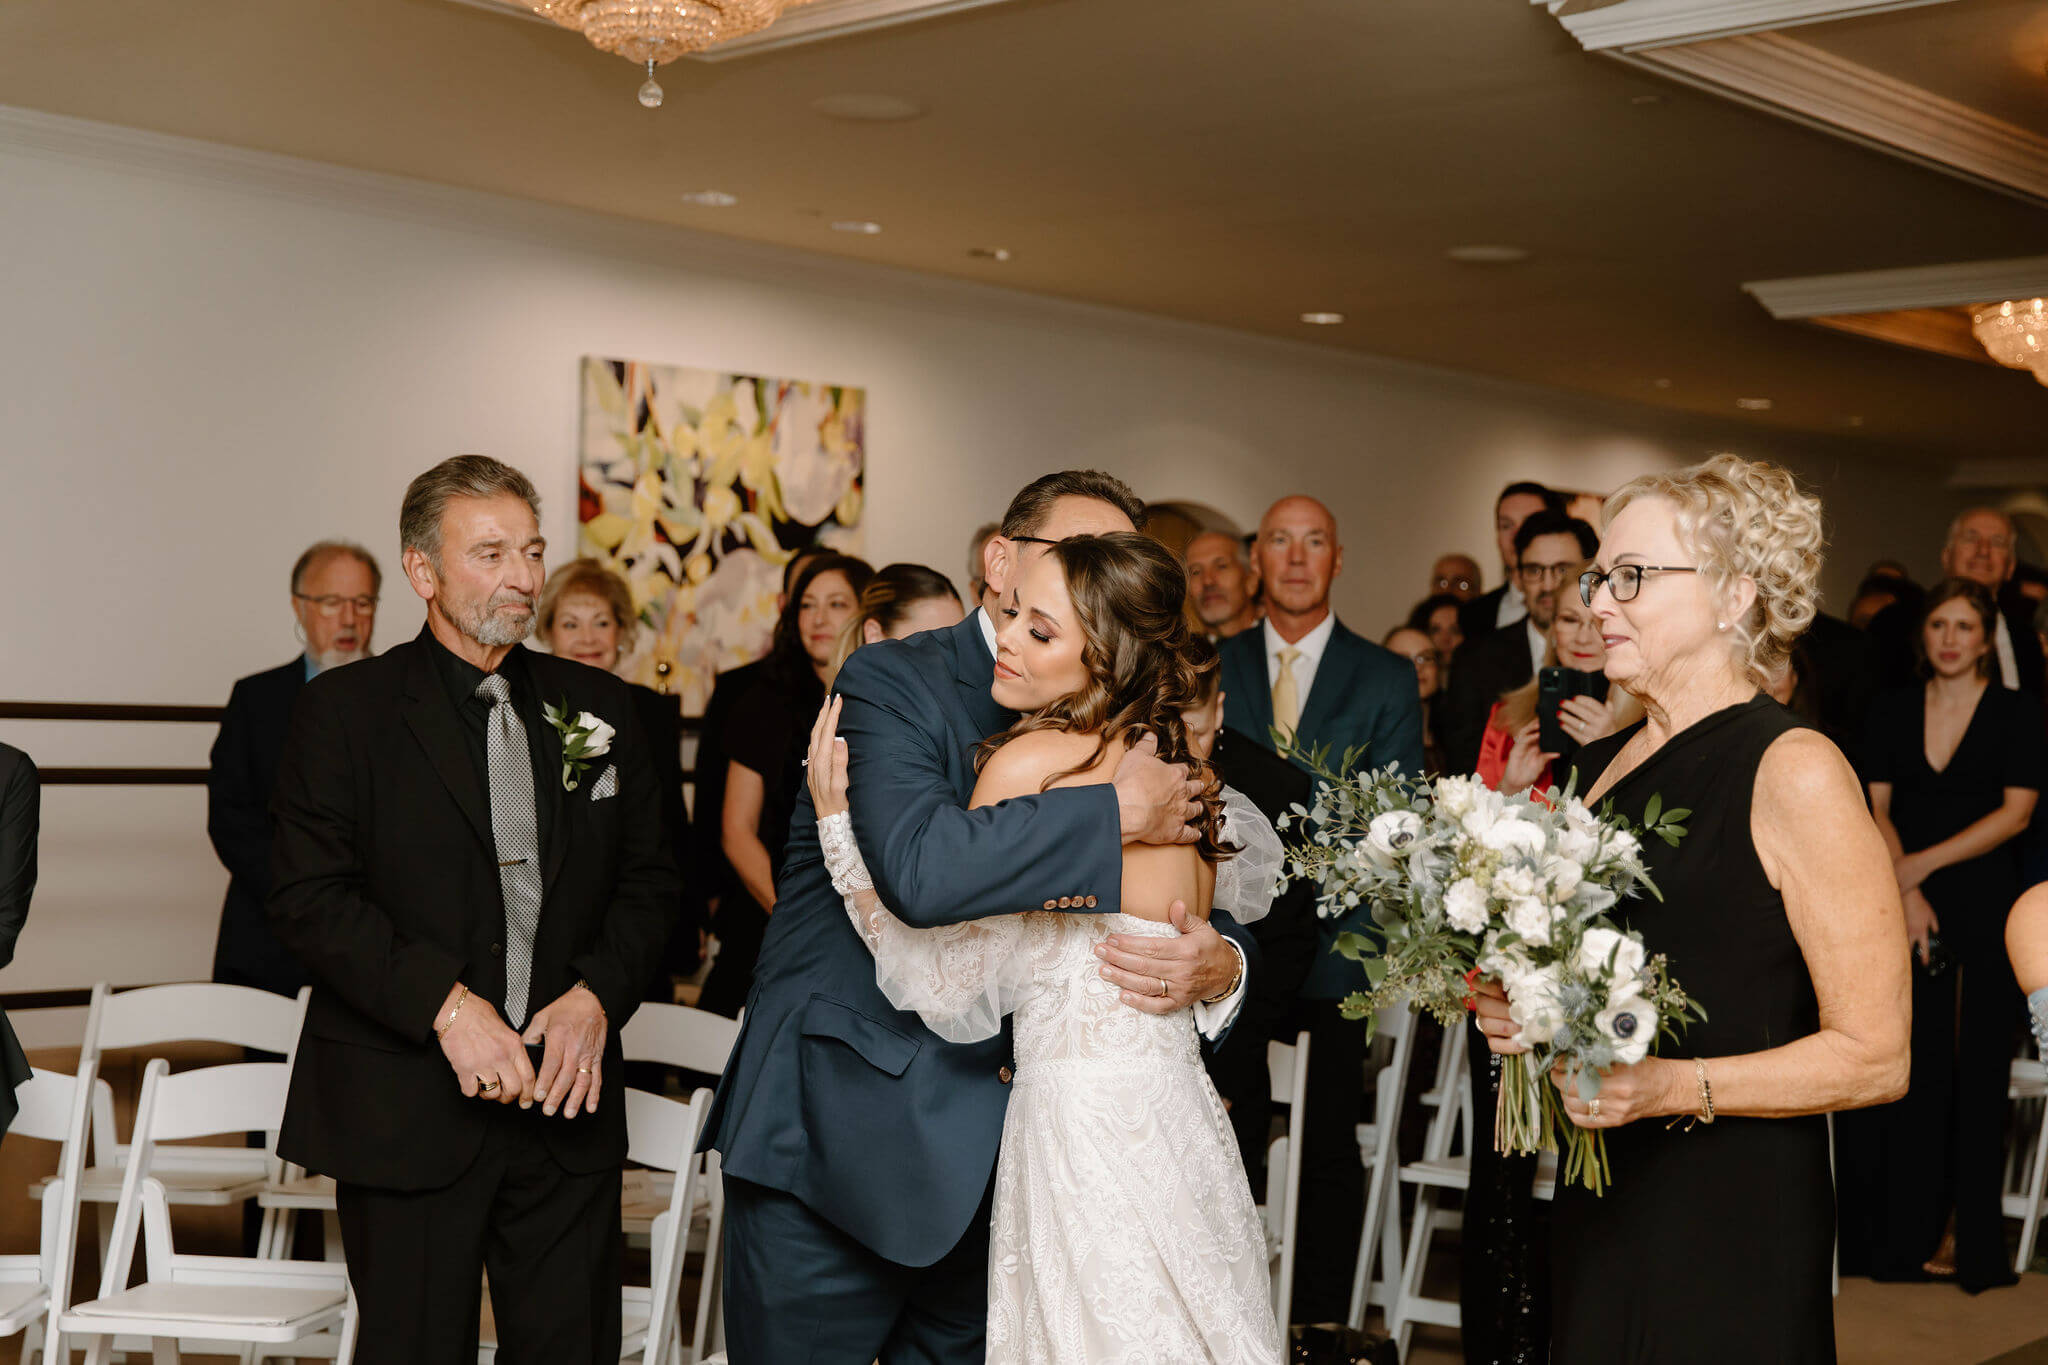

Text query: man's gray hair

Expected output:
[400,455,542,568]
[290,540,382,597]
[1945,507,2016,546]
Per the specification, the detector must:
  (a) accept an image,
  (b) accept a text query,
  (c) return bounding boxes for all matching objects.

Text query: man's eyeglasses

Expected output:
[1578,565,1698,606]
[1516,560,1578,586]
[1433,576,1475,594]
[294,593,379,617]
[1006,535,1059,547]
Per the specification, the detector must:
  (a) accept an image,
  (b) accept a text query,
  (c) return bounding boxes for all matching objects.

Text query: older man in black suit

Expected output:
[1868,507,2047,695]
[267,456,678,1362]
[208,540,381,999]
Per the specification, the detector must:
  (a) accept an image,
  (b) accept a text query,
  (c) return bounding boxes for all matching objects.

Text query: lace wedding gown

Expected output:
[819,790,1286,1365]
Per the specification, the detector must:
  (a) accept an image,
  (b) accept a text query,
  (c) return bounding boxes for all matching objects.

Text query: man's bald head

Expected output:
[1254,495,1342,630]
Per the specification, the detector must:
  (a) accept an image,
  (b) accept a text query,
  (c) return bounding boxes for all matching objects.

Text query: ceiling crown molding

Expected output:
[1744,256,2048,318]
[1534,0,1956,53]
[444,0,1017,61]
[1636,33,2048,206]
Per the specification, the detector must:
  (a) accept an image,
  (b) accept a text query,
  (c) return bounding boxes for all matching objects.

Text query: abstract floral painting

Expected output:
[576,356,865,712]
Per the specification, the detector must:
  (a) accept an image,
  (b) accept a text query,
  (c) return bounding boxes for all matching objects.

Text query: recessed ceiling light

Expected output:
[1300,312,1345,326]
[1630,93,1663,106]
[969,247,1012,262]
[830,220,883,235]
[1652,378,1672,389]
[1735,397,1773,410]
[1446,245,1531,264]
[1846,415,1865,427]
[681,190,738,207]
[811,93,926,122]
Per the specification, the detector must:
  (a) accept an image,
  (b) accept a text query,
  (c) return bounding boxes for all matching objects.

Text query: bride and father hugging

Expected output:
[703,470,1297,1363]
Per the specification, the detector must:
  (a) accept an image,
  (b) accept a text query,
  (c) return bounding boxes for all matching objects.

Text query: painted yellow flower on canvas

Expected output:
[576,356,866,712]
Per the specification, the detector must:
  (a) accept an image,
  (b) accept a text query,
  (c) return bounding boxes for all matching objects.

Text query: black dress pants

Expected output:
[336,1108,622,1364]
[1286,1000,1366,1324]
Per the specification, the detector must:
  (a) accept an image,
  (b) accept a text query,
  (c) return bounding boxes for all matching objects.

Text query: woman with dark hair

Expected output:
[829,562,965,676]
[1407,592,1465,666]
[804,531,1284,1361]
[699,552,874,1016]
[1839,577,2045,1290]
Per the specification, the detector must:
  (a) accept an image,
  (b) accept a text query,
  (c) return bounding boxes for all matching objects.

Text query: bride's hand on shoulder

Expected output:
[807,695,850,817]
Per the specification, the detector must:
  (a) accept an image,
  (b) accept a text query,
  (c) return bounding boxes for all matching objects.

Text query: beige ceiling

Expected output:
[1800,0,2048,137]
[2,0,2044,460]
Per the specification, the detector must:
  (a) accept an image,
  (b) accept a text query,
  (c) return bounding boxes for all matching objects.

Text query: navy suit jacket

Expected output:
[209,657,312,997]
[1219,618,1425,998]
[704,612,1259,1267]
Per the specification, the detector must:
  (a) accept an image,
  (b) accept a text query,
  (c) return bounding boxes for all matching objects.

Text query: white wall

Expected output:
[0,107,1971,996]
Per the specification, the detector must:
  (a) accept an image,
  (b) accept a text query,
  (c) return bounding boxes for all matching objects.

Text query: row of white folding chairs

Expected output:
[6,985,740,1363]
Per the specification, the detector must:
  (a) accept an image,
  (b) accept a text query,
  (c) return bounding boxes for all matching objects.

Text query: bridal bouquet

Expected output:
[1276,747,1702,1193]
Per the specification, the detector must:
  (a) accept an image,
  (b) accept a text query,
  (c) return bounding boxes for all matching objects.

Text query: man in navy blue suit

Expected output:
[1218,493,1424,1323]
[706,471,1259,1364]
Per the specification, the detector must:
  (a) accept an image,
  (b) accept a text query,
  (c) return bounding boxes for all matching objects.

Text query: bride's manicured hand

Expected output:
[1470,977,1528,1055]
[1550,1057,1680,1130]
[806,695,850,818]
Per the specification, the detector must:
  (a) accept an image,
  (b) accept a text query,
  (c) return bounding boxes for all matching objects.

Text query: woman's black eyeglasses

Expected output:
[1578,565,1698,606]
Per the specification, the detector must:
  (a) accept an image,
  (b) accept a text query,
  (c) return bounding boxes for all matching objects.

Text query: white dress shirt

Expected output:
[1526,619,1548,679]
[1263,613,1339,708]
[1495,580,1527,630]
[1997,613,2021,691]
[972,607,1247,1036]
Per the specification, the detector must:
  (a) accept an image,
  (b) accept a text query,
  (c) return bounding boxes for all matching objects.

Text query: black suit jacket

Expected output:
[627,682,697,982]
[266,629,680,1190]
[208,658,311,996]
[1208,729,1318,1032]
[1458,583,1519,642]
[0,745,38,1133]
[1442,621,1538,777]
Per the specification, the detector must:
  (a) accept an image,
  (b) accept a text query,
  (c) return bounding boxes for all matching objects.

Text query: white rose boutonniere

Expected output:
[542,700,616,792]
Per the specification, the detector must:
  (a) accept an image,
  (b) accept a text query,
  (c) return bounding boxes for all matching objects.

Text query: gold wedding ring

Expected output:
[478,1077,500,1094]
[1157,976,1169,998]
[578,1066,593,1074]
[1589,1096,1602,1119]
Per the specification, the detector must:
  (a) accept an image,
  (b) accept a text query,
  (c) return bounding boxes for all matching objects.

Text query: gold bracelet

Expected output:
[1200,955,1244,1007]
[435,984,469,1040]
[1695,1057,1716,1125]
[573,978,605,1017]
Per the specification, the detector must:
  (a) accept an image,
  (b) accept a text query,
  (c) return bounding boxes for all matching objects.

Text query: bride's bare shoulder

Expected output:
[972,730,1114,807]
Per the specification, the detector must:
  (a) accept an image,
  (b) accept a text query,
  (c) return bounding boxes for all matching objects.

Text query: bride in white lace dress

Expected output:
[804,532,1286,1365]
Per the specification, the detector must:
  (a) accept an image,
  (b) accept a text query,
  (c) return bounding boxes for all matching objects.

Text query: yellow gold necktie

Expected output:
[1273,646,1303,735]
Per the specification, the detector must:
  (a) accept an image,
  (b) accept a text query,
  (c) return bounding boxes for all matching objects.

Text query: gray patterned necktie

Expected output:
[475,673,542,1028]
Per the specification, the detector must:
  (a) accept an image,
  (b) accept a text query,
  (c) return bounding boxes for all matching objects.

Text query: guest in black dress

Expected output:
[538,558,696,993]
[1839,578,2043,1291]
[0,743,38,1136]
[1472,455,1910,1365]
[699,554,873,1017]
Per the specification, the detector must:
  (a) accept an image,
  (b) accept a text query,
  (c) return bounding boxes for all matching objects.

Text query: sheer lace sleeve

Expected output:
[1211,784,1280,926]
[819,810,1040,1044]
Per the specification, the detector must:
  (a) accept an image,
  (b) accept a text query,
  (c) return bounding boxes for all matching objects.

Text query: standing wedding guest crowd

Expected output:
[91,443,2038,1362]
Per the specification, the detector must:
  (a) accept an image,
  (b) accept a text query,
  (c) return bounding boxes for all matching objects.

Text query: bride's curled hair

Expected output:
[978,532,1235,863]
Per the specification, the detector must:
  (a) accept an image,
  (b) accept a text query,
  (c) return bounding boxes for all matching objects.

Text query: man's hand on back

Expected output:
[1113,733,1202,846]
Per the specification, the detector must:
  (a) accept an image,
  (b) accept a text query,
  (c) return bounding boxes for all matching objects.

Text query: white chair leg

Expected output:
[84,1333,113,1365]
[152,1338,179,1364]
[1393,1187,1438,1359]
[2020,1105,2048,1273]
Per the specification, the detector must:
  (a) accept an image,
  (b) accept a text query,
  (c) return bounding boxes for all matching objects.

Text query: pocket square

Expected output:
[589,764,618,801]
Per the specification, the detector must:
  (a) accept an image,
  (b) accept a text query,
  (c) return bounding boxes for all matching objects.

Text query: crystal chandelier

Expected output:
[528,0,802,106]
[1971,298,2048,389]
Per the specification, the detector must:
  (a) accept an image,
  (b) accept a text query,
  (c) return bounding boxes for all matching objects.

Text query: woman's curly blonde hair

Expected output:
[1604,454,1825,687]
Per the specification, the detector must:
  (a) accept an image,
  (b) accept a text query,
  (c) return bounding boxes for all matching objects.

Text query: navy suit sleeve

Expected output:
[1371,656,1429,779]
[834,648,1125,928]
[208,677,275,893]
[267,683,468,1040]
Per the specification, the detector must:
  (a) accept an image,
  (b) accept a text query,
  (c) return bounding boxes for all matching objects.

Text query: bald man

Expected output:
[1184,529,1262,638]
[1215,493,1423,1324]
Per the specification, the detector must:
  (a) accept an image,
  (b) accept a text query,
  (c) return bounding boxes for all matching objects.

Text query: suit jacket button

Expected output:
[1057,896,1074,909]
[1084,896,1098,908]
[489,942,503,956]
[1042,900,1057,910]
[998,1066,1014,1084]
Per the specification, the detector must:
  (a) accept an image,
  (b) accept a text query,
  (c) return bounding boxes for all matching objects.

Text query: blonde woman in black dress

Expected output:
[1471,455,1910,1363]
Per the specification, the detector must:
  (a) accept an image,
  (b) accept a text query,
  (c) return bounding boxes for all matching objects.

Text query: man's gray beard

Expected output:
[460,592,535,648]
[310,645,370,674]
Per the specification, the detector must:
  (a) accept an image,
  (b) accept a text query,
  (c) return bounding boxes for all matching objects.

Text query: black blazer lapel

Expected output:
[399,643,494,852]
[1295,621,1363,743]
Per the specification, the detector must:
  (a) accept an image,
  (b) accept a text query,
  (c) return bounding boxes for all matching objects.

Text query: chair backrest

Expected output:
[624,1085,714,1365]
[0,1063,98,1340]
[96,1060,291,1300]
[1421,1017,1469,1162]
[1264,1030,1311,1329]
[620,1004,741,1076]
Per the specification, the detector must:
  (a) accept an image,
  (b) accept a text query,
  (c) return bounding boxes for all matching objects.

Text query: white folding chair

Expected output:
[0,1063,99,1365]
[39,983,310,1222]
[476,1087,715,1365]
[620,1004,738,1359]
[1346,1005,1422,1331]
[2004,1055,2048,1271]
[56,1060,350,1364]
[1259,1031,1311,1329]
